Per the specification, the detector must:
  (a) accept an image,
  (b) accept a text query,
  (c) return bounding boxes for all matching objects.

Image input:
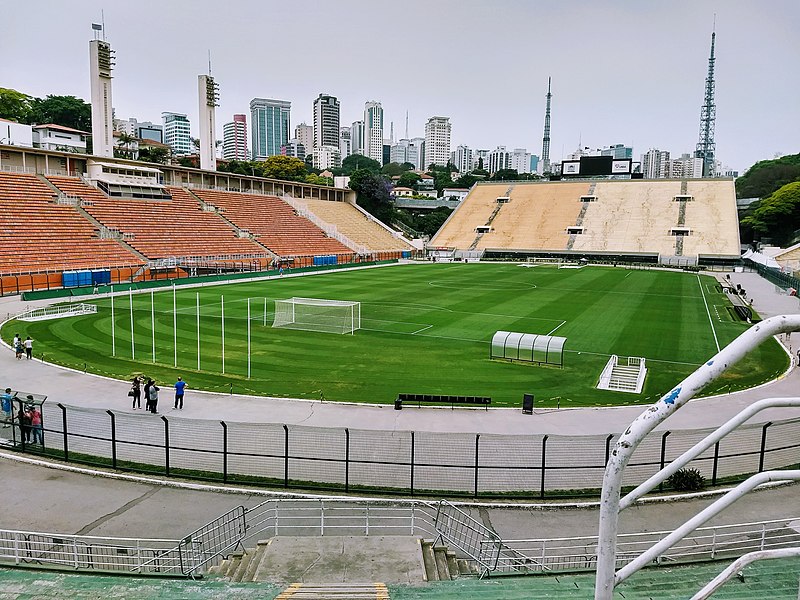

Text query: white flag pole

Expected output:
[247,298,251,379]
[129,287,135,360]
[196,292,200,371]
[111,285,115,357]
[151,290,155,363]
[173,284,177,368]
[221,295,225,375]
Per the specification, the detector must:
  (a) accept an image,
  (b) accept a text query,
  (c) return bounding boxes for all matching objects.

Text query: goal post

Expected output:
[272,297,361,335]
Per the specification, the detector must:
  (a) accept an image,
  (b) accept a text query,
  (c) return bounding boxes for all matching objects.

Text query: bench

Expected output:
[395,393,491,410]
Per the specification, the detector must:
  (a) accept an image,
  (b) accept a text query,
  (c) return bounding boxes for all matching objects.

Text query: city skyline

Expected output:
[3,0,799,172]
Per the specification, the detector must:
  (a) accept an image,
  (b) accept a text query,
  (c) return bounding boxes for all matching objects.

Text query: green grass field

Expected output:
[2,263,788,407]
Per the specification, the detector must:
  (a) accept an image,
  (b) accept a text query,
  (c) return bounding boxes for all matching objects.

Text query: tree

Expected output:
[258,155,308,181]
[349,169,394,223]
[490,169,519,181]
[115,132,136,159]
[0,88,33,123]
[735,153,800,200]
[305,173,333,186]
[29,95,91,131]
[453,173,479,188]
[397,172,421,189]
[137,146,169,164]
[741,181,800,245]
[381,162,412,176]
[341,153,381,175]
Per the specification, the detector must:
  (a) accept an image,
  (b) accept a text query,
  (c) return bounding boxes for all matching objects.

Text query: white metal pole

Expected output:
[263,297,267,326]
[196,292,200,371]
[173,284,177,368]
[221,295,225,375]
[151,290,155,363]
[247,298,251,379]
[129,287,135,360]
[110,285,115,357]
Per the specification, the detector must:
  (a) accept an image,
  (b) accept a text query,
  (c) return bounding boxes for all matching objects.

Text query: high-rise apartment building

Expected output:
[530,155,540,173]
[474,149,490,171]
[451,144,474,174]
[350,120,365,156]
[313,94,340,150]
[488,146,511,174]
[222,114,249,161]
[312,146,342,170]
[280,139,306,160]
[510,148,531,174]
[363,102,384,164]
[295,122,313,157]
[339,127,351,159]
[601,144,634,159]
[250,98,291,160]
[668,153,704,178]
[115,117,163,143]
[641,148,670,178]
[162,112,192,156]
[423,116,451,168]
[389,138,424,170]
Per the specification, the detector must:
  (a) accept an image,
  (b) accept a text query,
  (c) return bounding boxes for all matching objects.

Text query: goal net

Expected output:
[272,297,361,335]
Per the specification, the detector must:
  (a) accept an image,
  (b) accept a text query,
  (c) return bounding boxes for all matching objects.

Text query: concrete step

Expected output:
[420,540,439,581]
[457,558,479,576]
[446,550,459,580]
[224,550,245,577]
[230,548,254,582]
[243,539,272,582]
[275,582,389,599]
[433,545,451,581]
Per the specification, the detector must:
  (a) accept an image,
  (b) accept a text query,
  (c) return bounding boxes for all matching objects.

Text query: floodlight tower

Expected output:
[198,73,219,171]
[89,35,115,158]
[541,77,552,174]
[695,26,717,178]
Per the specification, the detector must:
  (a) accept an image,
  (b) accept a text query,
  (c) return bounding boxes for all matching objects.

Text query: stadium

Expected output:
[1,11,800,600]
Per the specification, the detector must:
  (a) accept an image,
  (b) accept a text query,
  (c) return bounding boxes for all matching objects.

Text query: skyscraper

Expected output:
[294,123,313,158]
[223,114,248,161]
[641,148,670,178]
[250,98,291,160]
[424,116,451,168]
[313,94,340,150]
[162,112,192,156]
[339,126,351,159]
[363,102,384,164]
[452,144,474,174]
[350,120,365,156]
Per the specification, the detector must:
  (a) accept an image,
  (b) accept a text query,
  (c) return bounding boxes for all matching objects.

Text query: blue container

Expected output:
[91,269,111,284]
[402,251,411,259]
[313,256,323,266]
[62,271,78,288]
[77,270,93,287]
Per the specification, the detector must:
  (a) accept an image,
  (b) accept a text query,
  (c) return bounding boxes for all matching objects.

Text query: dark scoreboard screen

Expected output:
[561,156,632,177]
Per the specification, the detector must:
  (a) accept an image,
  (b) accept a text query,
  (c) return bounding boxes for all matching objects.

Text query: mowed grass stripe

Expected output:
[2,264,788,407]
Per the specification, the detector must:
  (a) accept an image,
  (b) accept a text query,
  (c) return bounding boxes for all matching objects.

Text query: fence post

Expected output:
[659,431,671,492]
[712,440,720,486]
[759,422,773,473]
[604,433,614,465]
[410,431,415,497]
[540,435,548,499]
[58,403,68,460]
[283,424,289,489]
[221,421,228,484]
[474,434,480,498]
[161,416,170,476]
[344,428,350,493]
[106,410,117,469]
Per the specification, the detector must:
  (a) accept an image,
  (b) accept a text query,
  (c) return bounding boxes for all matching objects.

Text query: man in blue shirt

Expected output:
[1,388,13,427]
[174,377,187,410]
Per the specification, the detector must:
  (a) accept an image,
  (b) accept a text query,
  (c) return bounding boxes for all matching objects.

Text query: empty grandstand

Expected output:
[431,179,741,265]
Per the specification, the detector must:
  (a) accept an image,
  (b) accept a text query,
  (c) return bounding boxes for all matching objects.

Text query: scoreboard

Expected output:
[561,156,632,177]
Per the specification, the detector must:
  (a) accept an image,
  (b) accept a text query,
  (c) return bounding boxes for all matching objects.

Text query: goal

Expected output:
[272,297,361,335]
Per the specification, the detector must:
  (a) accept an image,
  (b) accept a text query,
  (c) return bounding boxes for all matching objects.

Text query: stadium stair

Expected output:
[420,540,477,581]
[275,583,389,599]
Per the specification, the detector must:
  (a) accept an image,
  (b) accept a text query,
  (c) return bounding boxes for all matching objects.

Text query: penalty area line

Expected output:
[411,324,434,335]
[697,274,721,353]
[547,320,566,335]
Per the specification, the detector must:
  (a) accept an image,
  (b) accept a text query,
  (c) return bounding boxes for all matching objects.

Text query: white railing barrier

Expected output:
[282,195,369,255]
[597,355,618,389]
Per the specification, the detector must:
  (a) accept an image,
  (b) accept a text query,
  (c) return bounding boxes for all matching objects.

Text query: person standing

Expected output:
[148,382,160,414]
[1,388,12,427]
[131,376,142,410]
[24,336,33,360]
[143,379,153,413]
[30,405,43,445]
[13,334,23,360]
[174,376,187,410]
[18,405,31,443]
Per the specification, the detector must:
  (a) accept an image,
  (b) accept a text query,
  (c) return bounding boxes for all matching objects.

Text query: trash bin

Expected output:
[394,398,402,410]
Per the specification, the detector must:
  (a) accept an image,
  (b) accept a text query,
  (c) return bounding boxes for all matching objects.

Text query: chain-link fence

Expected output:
[6,401,799,499]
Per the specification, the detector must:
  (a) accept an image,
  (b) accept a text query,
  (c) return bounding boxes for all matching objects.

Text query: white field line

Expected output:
[411,324,433,335]
[697,274,721,353]
[547,320,566,335]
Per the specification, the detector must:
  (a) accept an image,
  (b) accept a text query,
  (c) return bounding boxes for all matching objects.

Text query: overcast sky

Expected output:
[2,0,798,172]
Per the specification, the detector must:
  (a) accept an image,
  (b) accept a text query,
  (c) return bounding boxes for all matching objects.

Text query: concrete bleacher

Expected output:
[479,182,587,251]
[301,198,413,252]
[191,189,353,258]
[433,179,740,262]
[46,176,268,261]
[0,172,142,274]
[571,180,681,255]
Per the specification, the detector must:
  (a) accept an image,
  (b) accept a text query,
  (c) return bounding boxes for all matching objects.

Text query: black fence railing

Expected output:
[744,258,800,292]
[4,402,799,500]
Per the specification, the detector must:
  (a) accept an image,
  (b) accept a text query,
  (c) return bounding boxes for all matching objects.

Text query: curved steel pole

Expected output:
[594,314,800,600]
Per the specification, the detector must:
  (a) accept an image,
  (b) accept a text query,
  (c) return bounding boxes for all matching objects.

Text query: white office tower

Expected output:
[510,148,531,174]
[312,146,342,170]
[162,112,192,156]
[223,114,249,161]
[488,146,511,174]
[89,39,115,157]
[452,145,474,173]
[424,116,451,167]
[641,148,670,178]
[351,120,365,156]
[363,102,384,163]
[295,122,314,155]
[339,127,351,159]
[198,75,219,170]
[313,94,340,149]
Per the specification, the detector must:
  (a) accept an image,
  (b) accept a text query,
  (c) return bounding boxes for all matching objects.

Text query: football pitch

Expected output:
[3,263,788,407]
